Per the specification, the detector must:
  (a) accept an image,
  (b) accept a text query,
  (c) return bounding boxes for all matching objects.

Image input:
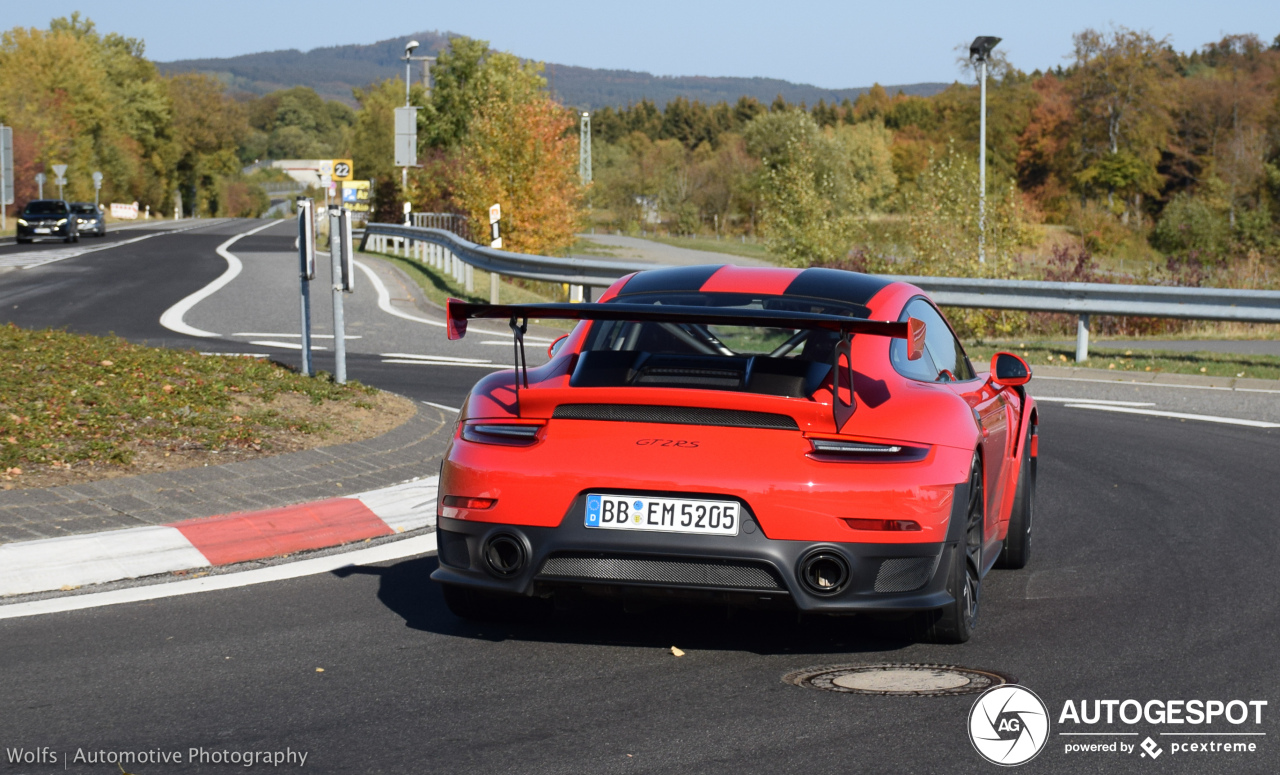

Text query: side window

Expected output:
[890,300,939,382]
[892,299,975,382]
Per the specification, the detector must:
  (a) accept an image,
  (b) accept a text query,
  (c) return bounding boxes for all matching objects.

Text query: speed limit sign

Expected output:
[331,160,353,181]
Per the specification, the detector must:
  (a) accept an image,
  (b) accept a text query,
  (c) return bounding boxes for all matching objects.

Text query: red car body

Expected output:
[432,265,1037,641]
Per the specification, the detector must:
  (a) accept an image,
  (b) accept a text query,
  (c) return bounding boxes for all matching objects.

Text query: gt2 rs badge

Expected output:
[635,439,700,448]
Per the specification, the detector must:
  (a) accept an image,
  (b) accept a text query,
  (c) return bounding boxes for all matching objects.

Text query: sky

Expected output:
[7,1,1280,88]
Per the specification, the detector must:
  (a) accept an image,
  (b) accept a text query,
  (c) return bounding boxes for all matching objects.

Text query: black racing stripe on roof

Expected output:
[782,268,893,305]
[616,264,725,296]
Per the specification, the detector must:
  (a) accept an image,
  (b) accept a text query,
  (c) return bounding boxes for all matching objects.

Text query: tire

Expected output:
[916,454,983,644]
[997,423,1036,569]
[441,584,550,623]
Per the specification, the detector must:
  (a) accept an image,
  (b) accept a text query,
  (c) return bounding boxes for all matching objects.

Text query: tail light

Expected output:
[806,436,928,462]
[842,518,922,531]
[461,420,545,445]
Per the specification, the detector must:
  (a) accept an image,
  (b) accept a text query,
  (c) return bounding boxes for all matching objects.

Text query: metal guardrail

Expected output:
[361,222,1280,361]
[360,222,654,294]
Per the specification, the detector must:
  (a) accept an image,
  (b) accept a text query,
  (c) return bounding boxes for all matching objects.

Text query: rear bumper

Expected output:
[430,488,961,613]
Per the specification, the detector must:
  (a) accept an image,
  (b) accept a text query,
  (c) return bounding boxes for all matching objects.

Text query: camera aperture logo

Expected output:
[969,685,1050,766]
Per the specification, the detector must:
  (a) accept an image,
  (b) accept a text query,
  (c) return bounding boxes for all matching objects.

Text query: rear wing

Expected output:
[445,298,926,430]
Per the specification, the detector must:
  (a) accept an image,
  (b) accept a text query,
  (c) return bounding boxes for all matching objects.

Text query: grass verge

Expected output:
[0,324,409,489]
[966,340,1280,380]
[634,234,778,263]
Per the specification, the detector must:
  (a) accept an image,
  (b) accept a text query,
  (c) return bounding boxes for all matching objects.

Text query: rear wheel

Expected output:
[997,423,1036,569]
[440,584,550,623]
[916,454,983,643]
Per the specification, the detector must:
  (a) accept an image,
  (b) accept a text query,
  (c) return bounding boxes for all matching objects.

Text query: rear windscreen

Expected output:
[23,201,68,215]
[71,204,98,214]
[572,292,865,397]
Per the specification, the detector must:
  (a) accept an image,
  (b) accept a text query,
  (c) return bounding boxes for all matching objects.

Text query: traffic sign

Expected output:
[52,164,67,177]
[394,107,418,167]
[55,177,67,187]
[320,174,332,187]
[92,171,103,189]
[489,203,501,224]
[318,160,334,176]
[331,159,353,182]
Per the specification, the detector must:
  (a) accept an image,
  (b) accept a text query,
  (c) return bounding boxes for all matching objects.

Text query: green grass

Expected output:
[0,324,375,472]
[966,341,1280,380]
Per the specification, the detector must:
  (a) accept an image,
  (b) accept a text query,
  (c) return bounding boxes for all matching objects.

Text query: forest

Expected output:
[4,16,1280,315]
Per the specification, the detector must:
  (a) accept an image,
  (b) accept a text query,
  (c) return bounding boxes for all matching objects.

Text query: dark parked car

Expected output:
[16,200,79,244]
[70,202,106,237]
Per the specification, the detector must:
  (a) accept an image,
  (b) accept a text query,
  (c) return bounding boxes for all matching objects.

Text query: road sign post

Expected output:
[328,206,354,384]
[52,164,67,200]
[297,198,317,377]
[0,125,12,231]
[35,172,45,200]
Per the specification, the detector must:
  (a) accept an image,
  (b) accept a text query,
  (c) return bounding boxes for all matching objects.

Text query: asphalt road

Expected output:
[0,219,1277,773]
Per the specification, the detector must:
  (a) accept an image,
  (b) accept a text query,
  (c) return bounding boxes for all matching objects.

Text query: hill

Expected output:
[159,30,950,108]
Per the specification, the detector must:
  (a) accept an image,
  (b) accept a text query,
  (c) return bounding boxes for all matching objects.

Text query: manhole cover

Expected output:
[783,663,1017,696]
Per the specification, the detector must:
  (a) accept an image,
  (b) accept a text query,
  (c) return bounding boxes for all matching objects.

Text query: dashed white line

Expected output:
[380,353,491,363]
[382,358,502,368]
[249,340,328,351]
[422,401,461,413]
[1031,397,1156,407]
[1062,403,1280,429]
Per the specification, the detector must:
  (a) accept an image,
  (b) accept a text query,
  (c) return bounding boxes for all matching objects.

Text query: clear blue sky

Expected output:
[9,1,1279,87]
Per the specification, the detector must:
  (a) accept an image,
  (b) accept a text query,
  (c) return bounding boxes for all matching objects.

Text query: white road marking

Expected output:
[232,333,361,339]
[1037,375,1280,395]
[382,358,503,368]
[1063,403,1280,429]
[356,478,438,534]
[198,352,269,358]
[1031,397,1156,407]
[0,534,438,621]
[380,352,491,363]
[422,400,461,413]
[159,220,279,337]
[249,340,327,350]
[0,221,223,270]
[353,259,556,342]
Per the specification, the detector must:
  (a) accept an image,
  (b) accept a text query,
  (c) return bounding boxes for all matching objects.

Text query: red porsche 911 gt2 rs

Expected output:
[432,265,1037,642]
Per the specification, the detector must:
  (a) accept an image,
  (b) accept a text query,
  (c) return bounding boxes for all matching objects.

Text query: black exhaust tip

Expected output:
[798,550,850,596]
[482,533,527,578]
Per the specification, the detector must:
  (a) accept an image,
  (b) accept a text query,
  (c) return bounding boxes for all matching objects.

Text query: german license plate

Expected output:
[585,494,739,536]
[34,228,50,234]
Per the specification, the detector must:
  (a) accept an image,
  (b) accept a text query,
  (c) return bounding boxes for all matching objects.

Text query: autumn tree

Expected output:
[1068,27,1173,217]
[452,93,583,255]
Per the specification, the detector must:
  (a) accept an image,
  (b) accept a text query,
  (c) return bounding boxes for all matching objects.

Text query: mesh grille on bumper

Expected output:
[551,404,799,431]
[874,555,942,593]
[538,554,783,590]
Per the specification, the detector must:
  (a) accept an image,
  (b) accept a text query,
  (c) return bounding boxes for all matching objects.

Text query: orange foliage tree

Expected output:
[452,92,583,255]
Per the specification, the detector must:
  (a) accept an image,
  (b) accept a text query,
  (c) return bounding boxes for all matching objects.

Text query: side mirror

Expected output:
[547,334,569,358]
[991,351,1032,387]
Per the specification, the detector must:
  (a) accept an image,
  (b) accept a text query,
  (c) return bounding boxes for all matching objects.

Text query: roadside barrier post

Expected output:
[329,206,354,384]
[297,198,316,377]
[1075,315,1090,362]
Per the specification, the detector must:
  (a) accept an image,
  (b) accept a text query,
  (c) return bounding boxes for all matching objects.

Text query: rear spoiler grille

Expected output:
[552,403,799,431]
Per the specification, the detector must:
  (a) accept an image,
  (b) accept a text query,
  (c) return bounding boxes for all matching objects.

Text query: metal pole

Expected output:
[329,207,348,385]
[978,58,987,266]
[1075,314,1090,362]
[579,112,592,184]
[297,199,315,377]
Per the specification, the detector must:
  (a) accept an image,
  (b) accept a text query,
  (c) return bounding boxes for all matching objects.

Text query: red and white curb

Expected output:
[0,476,438,598]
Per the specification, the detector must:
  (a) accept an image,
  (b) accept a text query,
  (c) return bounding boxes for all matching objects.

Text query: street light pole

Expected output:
[969,36,1001,267]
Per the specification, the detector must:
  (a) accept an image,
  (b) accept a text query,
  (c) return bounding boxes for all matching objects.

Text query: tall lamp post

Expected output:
[969,35,1001,266]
